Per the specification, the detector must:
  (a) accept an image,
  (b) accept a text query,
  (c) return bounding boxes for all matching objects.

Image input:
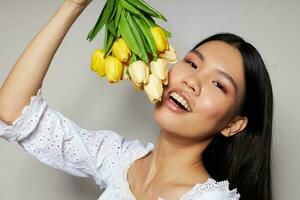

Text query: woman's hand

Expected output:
[65,0,93,8]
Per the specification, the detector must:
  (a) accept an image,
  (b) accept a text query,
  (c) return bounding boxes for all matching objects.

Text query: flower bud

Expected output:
[158,44,177,64]
[150,27,169,52]
[128,60,149,86]
[104,56,123,83]
[90,49,105,77]
[112,38,131,62]
[144,73,163,103]
[150,58,168,82]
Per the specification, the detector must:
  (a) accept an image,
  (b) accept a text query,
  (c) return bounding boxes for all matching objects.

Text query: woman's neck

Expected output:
[141,128,213,186]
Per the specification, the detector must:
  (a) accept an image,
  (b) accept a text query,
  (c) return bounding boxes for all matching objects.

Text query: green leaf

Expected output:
[114,5,123,28]
[86,0,115,42]
[138,24,151,54]
[118,10,143,60]
[126,11,149,63]
[125,0,167,22]
[138,12,152,27]
[144,15,171,37]
[108,0,119,22]
[120,0,140,16]
[104,27,115,55]
[162,27,171,37]
[141,34,151,54]
[133,16,158,60]
[129,53,138,63]
[117,28,121,38]
[107,20,117,36]
[103,25,109,48]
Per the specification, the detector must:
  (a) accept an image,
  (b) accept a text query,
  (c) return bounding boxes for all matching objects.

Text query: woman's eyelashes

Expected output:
[213,81,226,92]
[183,58,227,93]
[184,58,198,69]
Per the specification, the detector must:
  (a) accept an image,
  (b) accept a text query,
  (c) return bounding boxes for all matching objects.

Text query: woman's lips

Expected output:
[167,88,192,112]
[164,94,189,113]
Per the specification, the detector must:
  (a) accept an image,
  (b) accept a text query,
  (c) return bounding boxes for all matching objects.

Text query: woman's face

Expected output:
[154,40,246,141]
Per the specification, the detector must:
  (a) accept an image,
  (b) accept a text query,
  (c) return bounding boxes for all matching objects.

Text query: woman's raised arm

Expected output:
[0,1,142,189]
[0,0,91,125]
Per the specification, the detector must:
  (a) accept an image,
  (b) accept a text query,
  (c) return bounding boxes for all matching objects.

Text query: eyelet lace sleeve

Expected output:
[0,88,126,189]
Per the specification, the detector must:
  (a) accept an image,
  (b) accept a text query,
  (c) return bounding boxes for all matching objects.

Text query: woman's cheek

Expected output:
[200,96,225,120]
[169,63,185,79]
[168,66,178,82]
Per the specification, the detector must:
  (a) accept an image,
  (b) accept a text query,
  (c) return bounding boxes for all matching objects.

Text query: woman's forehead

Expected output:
[193,41,243,71]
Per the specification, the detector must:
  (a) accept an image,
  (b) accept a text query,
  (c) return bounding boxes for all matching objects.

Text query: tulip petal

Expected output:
[159,45,177,64]
[150,58,168,80]
[150,27,168,52]
[128,61,147,85]
[104,56,123,83]
[144,73,163,103]
[143,64,150,84]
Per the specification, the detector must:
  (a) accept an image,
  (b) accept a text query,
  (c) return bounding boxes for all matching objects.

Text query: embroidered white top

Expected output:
[0,88,240,200]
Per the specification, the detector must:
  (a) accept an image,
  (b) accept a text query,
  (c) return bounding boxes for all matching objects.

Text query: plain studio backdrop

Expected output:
[0,0,299,199]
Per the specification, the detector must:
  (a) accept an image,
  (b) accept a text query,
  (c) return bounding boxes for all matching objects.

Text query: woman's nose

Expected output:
[182,78,200,96]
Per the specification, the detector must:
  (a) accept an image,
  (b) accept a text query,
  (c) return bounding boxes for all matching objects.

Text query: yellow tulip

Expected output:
[104,56,123,83]
[90,49,105,77]
[150,27,169,52]
[158,44,177,64]
[128,61,149,86]
[144,73,163,103]
[112,38,131,62]
[150,58,168,81]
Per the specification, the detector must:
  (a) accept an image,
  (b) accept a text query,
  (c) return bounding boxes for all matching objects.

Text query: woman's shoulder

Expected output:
[98,130,154,158]
[92,129,154,166]
[182,178,240,200]
[97,130,154,187]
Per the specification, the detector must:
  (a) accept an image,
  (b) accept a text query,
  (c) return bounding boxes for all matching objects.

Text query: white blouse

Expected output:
[0,88,240,200]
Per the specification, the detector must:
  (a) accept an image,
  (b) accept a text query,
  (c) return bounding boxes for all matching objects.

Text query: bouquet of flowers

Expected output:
[87,0,177,103]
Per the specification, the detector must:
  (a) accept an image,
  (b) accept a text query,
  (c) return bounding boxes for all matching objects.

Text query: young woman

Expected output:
[0,0,273,200]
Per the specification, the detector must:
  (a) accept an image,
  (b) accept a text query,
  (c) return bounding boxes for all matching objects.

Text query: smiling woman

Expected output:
[153,32,273,200]
[196,33,272,200]
[0,0,273,199]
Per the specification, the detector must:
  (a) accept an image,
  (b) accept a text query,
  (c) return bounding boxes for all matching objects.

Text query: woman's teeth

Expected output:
[169,92,191,112]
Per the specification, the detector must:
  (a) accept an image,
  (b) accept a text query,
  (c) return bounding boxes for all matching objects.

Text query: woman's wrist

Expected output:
[63,0,91,12]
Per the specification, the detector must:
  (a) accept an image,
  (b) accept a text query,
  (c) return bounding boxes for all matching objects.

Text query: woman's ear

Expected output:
[221,115,248,137]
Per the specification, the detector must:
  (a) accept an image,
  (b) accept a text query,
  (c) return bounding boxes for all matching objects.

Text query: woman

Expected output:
[0,0,273,200]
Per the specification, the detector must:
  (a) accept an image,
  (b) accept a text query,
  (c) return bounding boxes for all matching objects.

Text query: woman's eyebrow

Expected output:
[190,49,239,96]
[191,49,205,61]
[216,69,239,96]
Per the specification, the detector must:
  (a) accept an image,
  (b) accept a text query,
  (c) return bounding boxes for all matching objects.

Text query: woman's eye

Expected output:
[184,59,197,69]
[213,81,226,92]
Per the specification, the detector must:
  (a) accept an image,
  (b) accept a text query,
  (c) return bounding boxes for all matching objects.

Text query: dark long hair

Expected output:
[193,33,273,200]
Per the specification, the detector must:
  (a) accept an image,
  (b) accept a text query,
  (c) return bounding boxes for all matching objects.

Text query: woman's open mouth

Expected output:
[164,92,192,113]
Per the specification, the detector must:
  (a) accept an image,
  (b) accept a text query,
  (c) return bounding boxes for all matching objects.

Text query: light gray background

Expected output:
[0,0,299,199]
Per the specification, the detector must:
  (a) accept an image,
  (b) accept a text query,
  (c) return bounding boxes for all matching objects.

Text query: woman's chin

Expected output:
[154,101,183,130]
